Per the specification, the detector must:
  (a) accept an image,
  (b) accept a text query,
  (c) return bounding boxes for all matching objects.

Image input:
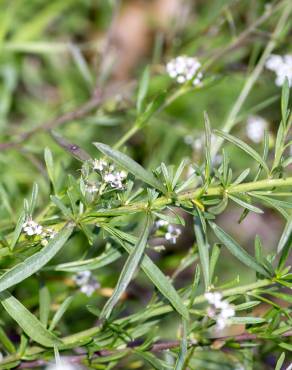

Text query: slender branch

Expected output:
[16,330,292,368]
[0,91,103,151]
[83,176,292,220]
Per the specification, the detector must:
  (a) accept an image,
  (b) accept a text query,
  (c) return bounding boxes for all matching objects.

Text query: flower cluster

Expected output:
[246,115,267,143]
[205,292,235,330]
[73,270,100,297]
[155,220,182,244]
[22,218,57,245]
[166,56,203,85]
[265,54,292,87]
[23,219,43,236]
[84,159,127,195]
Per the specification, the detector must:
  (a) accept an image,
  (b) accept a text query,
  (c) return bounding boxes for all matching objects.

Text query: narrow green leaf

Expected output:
[100,216,152,320]
[39,284,51,328]
[266,291,292,304]
[278,342,292,352]
[154,211,185,226]
[0,326,16,353]
[194,217,209,290]
[50,195,72,218]
[234,301,260,311]
[0,183,13,218]
[29,183,38,216]
[208,197,228,215]
[161,162,171,190]
[104,225,189,319]
[0,224,74,293]
[49,296,74,331]
[52,131,91,162]
[228,194,263,214]
[210,222,269,277]
[232,168,250,186]
[188,265,200,308]
[229,316,265,324]
[275,352,285,370]
[137,66,150,113]
[209,244,221,282]
[172,159,187,190]
[44,147,56,193]
[94,142,164,192]
[10,211,25,250]
[277,216,292,253]
[70,44,93,87]
[54,247,122,272]
[250,193,290,219]
[281,78,289,125]
[135,350,169,370]
[204,112,212,183]
[0,291,61,347]
[214,130,269,173]
[282,156,292,168]
[254,235,264,265]
[136,91,167,127]
[273,121,285,171]
[174,319,188,370]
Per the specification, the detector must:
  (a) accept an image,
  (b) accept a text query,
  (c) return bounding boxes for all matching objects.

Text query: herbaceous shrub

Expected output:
[0,1,291,369]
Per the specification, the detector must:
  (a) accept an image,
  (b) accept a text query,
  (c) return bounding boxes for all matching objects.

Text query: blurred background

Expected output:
[0,0,291,368]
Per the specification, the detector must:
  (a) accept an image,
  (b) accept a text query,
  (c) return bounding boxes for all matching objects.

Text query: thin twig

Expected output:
[0,90,102,151]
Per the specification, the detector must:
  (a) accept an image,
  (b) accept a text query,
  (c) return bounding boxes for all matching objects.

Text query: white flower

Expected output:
[265,54,292,87]
[217,300,235,319]
[73,271,100,297]
[80,282,99,297]
[42,228,57,239]
[46,359,81,370]
[206,306,216,318]
[205,291,235,330]
[246,115,267,143]
[93,159,108,172]
[205,292,222,308]
[184,135,203,151]
[216,316,228,330]
[73,271,91,286]
[286,363,292,370]
[23,219,43,236]
[104,171,127,189]
[166,56,203,86]
[41,228,57,246]
[265,54,283,71]
[155,219,169,229]
[165,224,181,244]
[155,219,182,244]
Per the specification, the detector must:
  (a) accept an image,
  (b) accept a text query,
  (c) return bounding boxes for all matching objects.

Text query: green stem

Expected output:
[113,85,190,150]
[84,176,292,219]
[114,124,140,150]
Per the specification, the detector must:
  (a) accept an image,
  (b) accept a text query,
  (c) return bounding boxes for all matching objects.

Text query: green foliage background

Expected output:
[0,0,291,369]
